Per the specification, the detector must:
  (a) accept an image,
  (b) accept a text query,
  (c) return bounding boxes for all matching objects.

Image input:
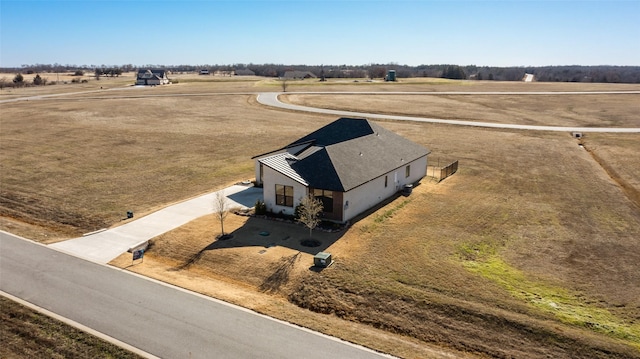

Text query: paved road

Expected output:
[257,92,640,133]
[50,185,263,264]
[1,232,393,359]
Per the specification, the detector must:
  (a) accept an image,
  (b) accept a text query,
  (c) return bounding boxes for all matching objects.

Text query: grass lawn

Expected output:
[3,77,640,358]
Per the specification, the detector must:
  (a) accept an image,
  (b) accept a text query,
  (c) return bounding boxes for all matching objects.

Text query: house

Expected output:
[253,118,430,223]
[135,69,170,85]
[214,70,234,77]
[282,71,317,80]
[235,68,256,76]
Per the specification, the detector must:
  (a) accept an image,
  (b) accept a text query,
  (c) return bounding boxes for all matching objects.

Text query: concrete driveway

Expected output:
[50,184,263,264]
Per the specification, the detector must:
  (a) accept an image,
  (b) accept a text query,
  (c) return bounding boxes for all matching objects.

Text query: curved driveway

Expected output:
[257,92,640,133]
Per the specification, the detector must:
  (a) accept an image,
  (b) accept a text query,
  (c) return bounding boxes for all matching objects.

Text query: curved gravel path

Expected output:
[257,91,640,133]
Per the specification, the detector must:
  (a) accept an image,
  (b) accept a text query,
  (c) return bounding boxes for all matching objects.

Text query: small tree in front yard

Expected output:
[297,195,323,239]
[214,191,229,238]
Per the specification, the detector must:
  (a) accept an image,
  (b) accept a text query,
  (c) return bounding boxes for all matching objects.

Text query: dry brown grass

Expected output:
[1,88,333,241]
[3,78,640,357]
[282,91,640,127]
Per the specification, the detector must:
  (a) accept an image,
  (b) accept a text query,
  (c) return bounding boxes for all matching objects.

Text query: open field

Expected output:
[282,92,640,127]
[2,78,640,357]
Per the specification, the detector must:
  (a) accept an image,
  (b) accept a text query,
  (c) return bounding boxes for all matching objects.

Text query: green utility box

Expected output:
[314,252,332,268]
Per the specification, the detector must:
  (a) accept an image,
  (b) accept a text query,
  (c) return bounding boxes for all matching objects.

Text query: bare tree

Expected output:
[214,191,229,237]
[297,195,323,239]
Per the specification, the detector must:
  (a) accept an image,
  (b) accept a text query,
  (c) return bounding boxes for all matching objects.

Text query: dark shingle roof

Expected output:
[289,117,374,147]
[282,118,430,192]
[137,69,167,79]
[283,71,317,79]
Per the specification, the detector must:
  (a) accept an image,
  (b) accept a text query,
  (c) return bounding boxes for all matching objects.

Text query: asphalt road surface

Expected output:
[0,232,393,359]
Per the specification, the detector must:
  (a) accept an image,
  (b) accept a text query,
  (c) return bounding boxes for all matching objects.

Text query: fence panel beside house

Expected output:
[428,160,459,182]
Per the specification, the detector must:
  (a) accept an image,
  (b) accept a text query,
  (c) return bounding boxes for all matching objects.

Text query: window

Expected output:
[275,184,293,207]
[313,188,334,213]
[384,175,388,188]
[405,165,411,178]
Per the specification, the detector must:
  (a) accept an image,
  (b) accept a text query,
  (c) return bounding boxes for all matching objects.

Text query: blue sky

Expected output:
[1,0,638,67]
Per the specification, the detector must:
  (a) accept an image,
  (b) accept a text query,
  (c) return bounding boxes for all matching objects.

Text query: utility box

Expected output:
[314,252,332,268]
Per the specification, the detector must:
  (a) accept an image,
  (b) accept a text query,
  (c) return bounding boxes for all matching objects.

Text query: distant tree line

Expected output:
[2,63,640,83]
[94,67,123,78]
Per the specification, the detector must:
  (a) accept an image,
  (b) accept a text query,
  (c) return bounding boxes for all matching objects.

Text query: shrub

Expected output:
[254,200,267,215]
[33,74,44,86]
[13,73,24,86]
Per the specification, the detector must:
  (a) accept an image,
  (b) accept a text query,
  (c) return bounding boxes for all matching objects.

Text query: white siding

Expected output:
[342,155,427,222]
[262,165,307,216]
[254,161,263,185]
[261,154,428,222]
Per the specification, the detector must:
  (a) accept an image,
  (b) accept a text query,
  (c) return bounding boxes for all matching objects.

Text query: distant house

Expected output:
[253,118,430,223]
[235,68,256,76]
[199,69,210,75]
[215,70,234,77]
[282,71,317,80]
[136,69,170,85]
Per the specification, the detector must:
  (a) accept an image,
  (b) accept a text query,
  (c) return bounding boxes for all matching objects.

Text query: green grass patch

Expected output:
[456,239,498,261]
[463,256,640,347]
